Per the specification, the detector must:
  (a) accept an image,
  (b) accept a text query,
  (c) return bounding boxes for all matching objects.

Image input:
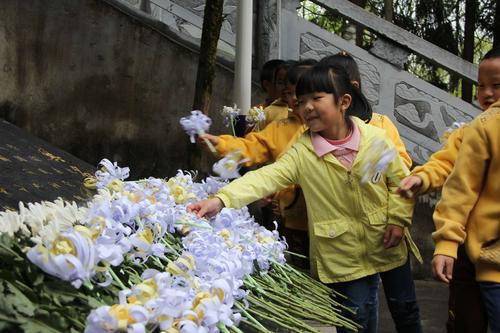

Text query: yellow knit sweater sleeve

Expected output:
[216,145,301,209]
[369,113,412,169]
[216,125,277,167]
[216,116,304,167]
[432,120,487,259]
[411,126,465,193]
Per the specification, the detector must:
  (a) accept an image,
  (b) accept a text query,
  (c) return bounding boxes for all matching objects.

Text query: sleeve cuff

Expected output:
[215,193,232,209]
[433,240,460,259]
[215,136,229,156]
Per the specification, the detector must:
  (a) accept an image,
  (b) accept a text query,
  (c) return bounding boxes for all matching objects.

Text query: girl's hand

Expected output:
[397,175,423,199]
[383,224,404,249]
[186,197,224,218]
[198,133,220,147]
[432,254,455,283]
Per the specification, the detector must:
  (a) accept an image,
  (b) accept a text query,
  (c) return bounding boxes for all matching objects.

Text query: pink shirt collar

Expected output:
[311,123,360,157]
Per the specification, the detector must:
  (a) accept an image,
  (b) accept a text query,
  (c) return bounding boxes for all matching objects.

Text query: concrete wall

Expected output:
[0,0,263,179]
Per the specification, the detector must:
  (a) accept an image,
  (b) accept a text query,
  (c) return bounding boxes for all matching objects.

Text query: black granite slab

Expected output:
[0,120,95,211]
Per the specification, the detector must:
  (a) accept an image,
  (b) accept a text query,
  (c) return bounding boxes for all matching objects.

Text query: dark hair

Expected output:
[318,52,362,88]
[482,47,500,61]
[260,59,286,89]
[296,64,372,123]
[286,59,317,85]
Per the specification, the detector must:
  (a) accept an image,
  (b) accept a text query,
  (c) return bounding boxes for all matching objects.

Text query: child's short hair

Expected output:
[482,47,500,61]
[296,64,372,122]
[286,59,317,85]
[260,59,286,90]
[318,52,362,88]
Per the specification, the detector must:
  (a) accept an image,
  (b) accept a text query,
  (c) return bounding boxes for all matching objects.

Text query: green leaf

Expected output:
[0,280,36,317]
[20,319,64,333]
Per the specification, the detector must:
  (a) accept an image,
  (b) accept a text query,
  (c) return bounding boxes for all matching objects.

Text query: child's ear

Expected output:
[340,94,352,112]
[262,80,272,93]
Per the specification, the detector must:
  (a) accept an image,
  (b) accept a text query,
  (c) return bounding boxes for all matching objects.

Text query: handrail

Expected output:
[310,0,478,83]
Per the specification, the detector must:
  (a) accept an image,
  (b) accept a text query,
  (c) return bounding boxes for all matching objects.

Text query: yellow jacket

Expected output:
[433,103,500,283]
[216,112,412,231]
[216,117,414,283]
[411,126,466,193]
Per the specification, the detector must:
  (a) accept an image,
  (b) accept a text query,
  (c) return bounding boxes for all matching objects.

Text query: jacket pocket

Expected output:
[367,206,389,226]
[312,220,359,277]
[313,220,349,239]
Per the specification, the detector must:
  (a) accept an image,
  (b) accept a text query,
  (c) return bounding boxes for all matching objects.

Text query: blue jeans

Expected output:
[380,259,422,333]
[479,282,500,332]
[330,274,380,333]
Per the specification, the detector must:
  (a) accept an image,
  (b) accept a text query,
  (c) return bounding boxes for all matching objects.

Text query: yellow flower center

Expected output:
[50,237,76,256]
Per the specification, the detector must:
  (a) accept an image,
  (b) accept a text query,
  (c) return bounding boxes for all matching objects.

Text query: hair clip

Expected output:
[338,51,349,57]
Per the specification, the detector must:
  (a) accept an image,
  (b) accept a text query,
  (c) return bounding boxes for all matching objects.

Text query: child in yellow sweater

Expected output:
[398,47,500,333]
[432,102,500,331]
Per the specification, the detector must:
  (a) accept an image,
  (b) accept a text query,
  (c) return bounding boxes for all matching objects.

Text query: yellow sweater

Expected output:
[254,99,290,131]
[433,102,500,283]
[217,117,414,283]
[411,126,466,193]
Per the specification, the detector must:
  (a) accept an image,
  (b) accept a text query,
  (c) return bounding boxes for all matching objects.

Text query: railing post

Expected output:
[234,0,253,114]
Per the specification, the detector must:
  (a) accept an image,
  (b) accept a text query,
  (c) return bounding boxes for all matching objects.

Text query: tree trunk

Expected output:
[494,0,500,47]
[192,0,224,112]
[348,0,367,46]
[384,0,393,22]
[462,0,476,103]
[189,0,224,171]
[139,0,151,14]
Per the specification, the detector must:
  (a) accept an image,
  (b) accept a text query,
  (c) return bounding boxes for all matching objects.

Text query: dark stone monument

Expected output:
[0,120,95,211]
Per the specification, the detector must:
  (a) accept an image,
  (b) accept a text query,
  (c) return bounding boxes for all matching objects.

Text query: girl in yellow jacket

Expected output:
[189,65,421,333]
[398,47,500,333]
[201,57,412,233]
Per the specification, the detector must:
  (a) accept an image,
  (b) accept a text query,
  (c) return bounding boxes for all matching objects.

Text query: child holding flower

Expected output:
[188,65,421,332]
[398,47,500,333]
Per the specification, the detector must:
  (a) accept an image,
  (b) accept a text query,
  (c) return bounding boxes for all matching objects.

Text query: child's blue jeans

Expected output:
[380,258,422,333]
[330,274,380,333]
[479,282,500,332]
[330,258,421,333]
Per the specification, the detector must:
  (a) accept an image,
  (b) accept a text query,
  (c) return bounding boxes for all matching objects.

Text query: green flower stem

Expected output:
[248,295,319,333]
[199,132,217,154]
[109,267,128,290]
[161,238,180,256]
[235,302,271,333]
[245,305,315,333]
[0,313,21,324]
[230,117,237,137]
[229,325,245,333]
[240,318,269,333]
[284,250,308,259]
[0,242,24,260]
[217,322,231,333]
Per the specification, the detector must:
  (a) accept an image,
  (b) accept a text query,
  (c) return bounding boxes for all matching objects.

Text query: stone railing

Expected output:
[120,0,237,56]
[113,0,481,165]
[279,0,480,164]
